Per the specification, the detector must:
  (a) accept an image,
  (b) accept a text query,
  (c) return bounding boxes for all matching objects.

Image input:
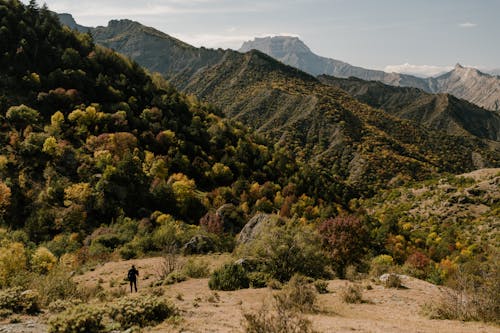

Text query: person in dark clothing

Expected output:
[128,265,139,292]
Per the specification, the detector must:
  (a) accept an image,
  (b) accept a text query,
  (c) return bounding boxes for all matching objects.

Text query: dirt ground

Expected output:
[71,255,499,333]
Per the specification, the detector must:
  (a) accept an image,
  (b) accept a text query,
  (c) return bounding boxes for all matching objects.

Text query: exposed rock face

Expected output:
[237,213,278,245]
[240,37,500,111]
[56,13,89,33]
[432,64,500,112]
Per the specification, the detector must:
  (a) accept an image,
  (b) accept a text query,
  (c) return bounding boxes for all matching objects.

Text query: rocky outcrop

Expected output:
[237,213,279,245]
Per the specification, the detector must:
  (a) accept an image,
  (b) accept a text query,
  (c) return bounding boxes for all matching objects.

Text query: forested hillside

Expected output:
[59,17,500,197]
[0,1,336,250]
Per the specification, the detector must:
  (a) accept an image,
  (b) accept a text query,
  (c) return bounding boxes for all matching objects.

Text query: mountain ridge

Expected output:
[318,75,500,141]
[240,36,500,111]
[55,14,500,196]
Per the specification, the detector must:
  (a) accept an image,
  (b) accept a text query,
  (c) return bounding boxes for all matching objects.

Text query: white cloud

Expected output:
[459,22,477,28]
[384,63,453,77]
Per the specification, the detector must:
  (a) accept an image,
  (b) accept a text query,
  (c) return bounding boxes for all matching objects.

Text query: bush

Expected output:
[340,283,363,304]
[33,268,81,306]
[0,287,40,315]
[404,251,430,279]
[422,263,499,323]
[370,254,394,277]
[48,299,83,313]
[243,276,317,333]
[119,244,138,260]
[384,273,402,288]
[237,223,329,282]
[182,258,210,278]
[248,272,271,288]
[48,304,105,333]
[164,271,187,285]
[209,263,249,291]
[0,242,27,288]
[313,280,329,294]
[31,246,57,274]
[275,274,317,313]
[243,305,315,333]
[108,295,176,328]
[345,265,359,281]
[318,215,368,278]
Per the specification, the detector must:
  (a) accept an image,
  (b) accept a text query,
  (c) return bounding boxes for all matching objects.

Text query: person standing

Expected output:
[128,265,139,292]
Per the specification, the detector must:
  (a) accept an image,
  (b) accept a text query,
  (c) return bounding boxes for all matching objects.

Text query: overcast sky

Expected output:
[24,0,499,77]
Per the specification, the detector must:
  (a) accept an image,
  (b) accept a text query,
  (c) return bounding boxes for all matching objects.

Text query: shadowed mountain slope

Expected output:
[319,75,500,141]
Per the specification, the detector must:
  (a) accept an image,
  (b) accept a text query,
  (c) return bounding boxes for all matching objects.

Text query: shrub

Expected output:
[384,273,402,288]
[275,274,317,313]
[0,242,27,288]
[248,272,271,289]
[237,223,329,282]
[48,304,105,333]
[33,268,80,306]
[108,295,176,328]
[340,283,363,304]
[243,277,317,333]
[0,287,40,315]
[48,299,83,313]
[209,263,249,291]
[370,254,394,277]
[404,251,430,279]
[182,258,210,278]
[164,271,187,285]
[345,265,359,281]
[118,244,138,260]
[31,246,57,274]
[318,215,368,278]
[422,263,499,323]
[243,304,315,333]
[313,280,329,294]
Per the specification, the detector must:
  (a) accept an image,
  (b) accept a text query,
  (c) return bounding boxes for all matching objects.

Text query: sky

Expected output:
[23,0,500,77]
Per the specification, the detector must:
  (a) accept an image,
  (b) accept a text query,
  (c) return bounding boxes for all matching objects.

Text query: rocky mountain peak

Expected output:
[240,36,311,56]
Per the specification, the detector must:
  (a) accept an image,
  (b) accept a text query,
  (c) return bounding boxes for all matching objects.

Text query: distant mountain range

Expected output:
[55,14,500,194]
[486,69,500,76]
[240,37,500,111]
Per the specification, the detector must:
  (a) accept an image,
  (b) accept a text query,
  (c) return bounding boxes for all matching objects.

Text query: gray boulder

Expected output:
[237,213,279,245]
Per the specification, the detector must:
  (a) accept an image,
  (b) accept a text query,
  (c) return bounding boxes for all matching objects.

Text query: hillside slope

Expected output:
[57,16,500,196]
[319,75,500,141]
[0,1,307,243]
[359,168,499,264]
[240,37,500,111]
[91,19,224,80]
[171,50,500,193]
[239,36,431,91]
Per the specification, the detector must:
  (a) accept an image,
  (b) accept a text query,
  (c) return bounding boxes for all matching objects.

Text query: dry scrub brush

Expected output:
[243,274,318,333]
[423,261,499,323]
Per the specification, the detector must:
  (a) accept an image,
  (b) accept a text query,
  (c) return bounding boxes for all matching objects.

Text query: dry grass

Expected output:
[340,283,363,304]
